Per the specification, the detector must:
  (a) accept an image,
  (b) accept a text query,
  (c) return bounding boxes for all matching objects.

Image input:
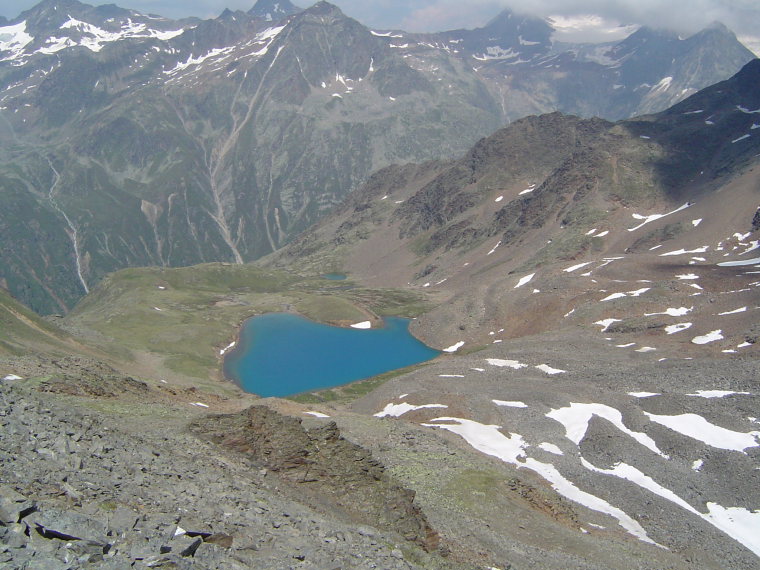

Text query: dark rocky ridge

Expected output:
[191,405,440,552]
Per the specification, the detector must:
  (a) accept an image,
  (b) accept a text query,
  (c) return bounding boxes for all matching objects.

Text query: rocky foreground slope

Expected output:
[0,367,457,569]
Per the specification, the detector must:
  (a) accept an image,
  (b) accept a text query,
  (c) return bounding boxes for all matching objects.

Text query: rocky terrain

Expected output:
[258,60,760,567]
[0,370,460,569]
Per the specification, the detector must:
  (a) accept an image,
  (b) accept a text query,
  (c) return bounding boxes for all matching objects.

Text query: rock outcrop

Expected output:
[191,405,440,552]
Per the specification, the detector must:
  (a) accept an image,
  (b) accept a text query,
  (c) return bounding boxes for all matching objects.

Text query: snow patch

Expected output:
[486,358,527,369]
[164,47,234,74]
[547,402,667,457]
[594,318,621,332]
[514,273,535,288]
[718,307,747,316]
[644,412,760,452]
[535,364,566,375]
[660,246,709,256]
[718,256,760,267]
[304,411,330,418]
[646,306,692,317]
[565,262,593,273]
[442,341,464,353]
[493,399,528,408]
[665,323,693,334]
[691,330,724,345]
[601,287,650,302]
[627,203,691,232]
[374,402,448,418]
[538,442,563,455]
[651,76,672,92]
[350,321,372,329]
[518,184,536,195]
[0,21,33,61]
[686,390,750,398]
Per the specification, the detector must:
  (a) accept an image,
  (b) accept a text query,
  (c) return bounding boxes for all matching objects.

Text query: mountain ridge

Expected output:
[0,0,756,314]
[266,58,760,348]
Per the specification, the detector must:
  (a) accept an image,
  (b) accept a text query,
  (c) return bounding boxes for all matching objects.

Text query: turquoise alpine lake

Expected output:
[224,313,440,397]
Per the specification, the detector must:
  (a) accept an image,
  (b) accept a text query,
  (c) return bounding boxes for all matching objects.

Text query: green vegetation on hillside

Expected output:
[0,288,84,357]
[63,263,434,388]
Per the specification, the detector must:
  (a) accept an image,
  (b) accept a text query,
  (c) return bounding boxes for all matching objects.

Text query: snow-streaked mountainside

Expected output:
[260,60,760,568]
[0,0,756,315]
[270,58,760,351]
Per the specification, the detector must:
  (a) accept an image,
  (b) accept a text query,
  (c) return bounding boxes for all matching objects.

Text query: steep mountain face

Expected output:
[395,9,756,121]
[0,1,500,313]
[0,1,755,314]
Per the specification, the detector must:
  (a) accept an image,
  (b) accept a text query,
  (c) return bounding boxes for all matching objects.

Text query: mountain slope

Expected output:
[0,1,502,313]
[267,58,760,349]
[0,58,758,570]
[0,1,755,314]
[260,60,760,568]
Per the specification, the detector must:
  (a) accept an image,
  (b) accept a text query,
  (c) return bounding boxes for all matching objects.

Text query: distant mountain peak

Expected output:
[484,7,549,31]
[21,0,87,16]
[248,0,301,22]
[307,1,344,17]
[624,25,679,42]
[704,20,730,33]
[693,20,742,41]
[476,6,553,44]
[484,7,515,27]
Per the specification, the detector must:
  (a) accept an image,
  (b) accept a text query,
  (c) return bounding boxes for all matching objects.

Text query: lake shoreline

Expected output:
[223,312,440,398]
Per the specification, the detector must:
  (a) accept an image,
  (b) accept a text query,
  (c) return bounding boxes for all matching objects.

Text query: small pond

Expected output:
[224,313,439,397]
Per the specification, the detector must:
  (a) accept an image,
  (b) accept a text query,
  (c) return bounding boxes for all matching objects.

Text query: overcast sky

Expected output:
[3,0,760,52]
